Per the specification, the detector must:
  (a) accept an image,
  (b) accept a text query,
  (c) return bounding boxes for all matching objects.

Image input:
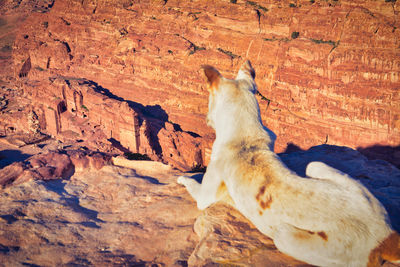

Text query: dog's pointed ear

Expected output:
[202,65,221,90]
[239,60,255,80]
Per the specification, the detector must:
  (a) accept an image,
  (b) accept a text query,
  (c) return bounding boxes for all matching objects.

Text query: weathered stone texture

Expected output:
[2,0,399,167]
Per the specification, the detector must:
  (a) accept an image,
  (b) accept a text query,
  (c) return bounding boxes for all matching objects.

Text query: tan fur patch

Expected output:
[216,181,229,201]
[217,181,235,206]
[217,181,227,197]
[260,195,273,210]
[368,232,400,267]
[256,185,266,198]
[317,231,328,241]
[232,139,276,186]
[256,186,273,210]
[294,230,314,240]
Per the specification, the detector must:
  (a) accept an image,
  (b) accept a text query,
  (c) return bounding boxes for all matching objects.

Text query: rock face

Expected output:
[0,149,112,188]
[1,0,398,169]
[23,76,203,171]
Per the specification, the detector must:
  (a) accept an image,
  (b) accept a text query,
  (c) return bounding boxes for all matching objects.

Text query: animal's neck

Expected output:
[215,116,263,141]
[214,103,271,147]
[211,85,275,153]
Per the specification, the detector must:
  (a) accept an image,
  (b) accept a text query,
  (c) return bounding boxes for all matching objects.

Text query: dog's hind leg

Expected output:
[178,162,223,210]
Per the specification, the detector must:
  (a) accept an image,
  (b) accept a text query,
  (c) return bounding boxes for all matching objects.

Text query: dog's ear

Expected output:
[239,60,255,80]
[202,65,221,90]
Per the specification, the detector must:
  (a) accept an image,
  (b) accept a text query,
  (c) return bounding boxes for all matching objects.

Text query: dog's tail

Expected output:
[368,231,400,266]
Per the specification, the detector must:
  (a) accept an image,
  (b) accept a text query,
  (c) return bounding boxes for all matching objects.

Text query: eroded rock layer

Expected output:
[1,0,399,167]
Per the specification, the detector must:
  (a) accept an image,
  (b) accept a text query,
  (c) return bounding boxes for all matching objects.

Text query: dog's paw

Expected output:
[177,175,190,186]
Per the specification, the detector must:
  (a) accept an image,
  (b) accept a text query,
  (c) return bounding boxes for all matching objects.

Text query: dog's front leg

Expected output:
[178,162,222,210]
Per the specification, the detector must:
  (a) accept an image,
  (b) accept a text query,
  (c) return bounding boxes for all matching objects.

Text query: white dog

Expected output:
[178,60,400,266]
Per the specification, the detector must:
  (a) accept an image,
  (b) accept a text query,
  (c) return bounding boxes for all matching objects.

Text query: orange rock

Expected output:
[0,162,25,188]
[3,0,399,169]
[0,149,113,187]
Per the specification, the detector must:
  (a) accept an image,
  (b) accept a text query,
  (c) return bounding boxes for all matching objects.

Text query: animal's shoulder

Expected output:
[229,138,271,155]
[221,139,281,184]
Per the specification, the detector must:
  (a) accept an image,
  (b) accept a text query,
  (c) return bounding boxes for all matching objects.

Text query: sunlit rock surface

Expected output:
[0,0,398,169]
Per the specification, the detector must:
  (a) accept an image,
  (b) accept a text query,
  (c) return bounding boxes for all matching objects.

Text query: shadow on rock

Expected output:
[42,179,104,225]
[133,173,166,185]
[357,144,400,170]
[0,149,31,168]
[82,80,170,157]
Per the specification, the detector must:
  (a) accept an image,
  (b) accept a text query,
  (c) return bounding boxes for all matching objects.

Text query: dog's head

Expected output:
[202,60,256,92]
[202,60,257,129]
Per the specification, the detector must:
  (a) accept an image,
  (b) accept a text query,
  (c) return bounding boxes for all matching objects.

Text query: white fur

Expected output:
[178,61,394,266]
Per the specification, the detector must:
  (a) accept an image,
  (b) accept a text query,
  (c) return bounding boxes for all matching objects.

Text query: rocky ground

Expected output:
[0,134,399,267]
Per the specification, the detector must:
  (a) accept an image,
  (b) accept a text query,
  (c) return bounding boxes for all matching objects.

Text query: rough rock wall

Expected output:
[4,0,400,165]
[22,76,203,170]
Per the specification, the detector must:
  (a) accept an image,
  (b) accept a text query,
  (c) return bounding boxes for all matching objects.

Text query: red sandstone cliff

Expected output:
[1,0,399,168]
